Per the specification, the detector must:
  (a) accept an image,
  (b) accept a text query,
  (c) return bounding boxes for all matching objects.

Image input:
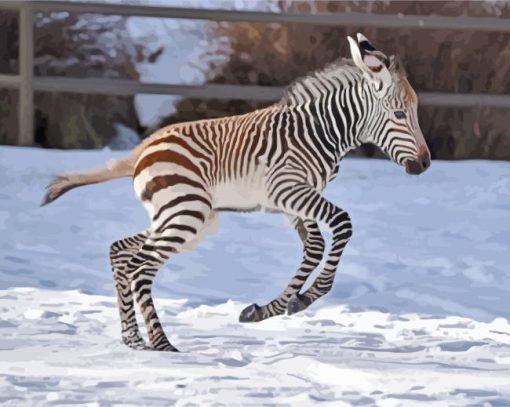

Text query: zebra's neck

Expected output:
[279,62,370,164]
[273,86,367,168]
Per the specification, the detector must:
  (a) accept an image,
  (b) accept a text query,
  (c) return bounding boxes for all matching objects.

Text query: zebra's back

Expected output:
[133,106,281,218]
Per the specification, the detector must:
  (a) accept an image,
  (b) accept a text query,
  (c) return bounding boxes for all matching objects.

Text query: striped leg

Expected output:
[239,217,325,323]
[109,231,149,349]
[124,200,212,351]
[273,181,353,315]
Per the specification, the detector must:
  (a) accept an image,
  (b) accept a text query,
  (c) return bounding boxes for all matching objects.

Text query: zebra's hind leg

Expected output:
[124,200,212,351]
[110,231,149,350]
[239,217,325,323]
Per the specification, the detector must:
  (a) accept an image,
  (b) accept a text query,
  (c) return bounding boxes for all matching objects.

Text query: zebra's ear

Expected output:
[348,35,392,91]
[347,35,365,68]
[356,33,389,65]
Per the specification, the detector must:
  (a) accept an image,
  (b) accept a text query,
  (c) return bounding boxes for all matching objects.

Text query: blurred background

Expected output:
[0,0,509,159]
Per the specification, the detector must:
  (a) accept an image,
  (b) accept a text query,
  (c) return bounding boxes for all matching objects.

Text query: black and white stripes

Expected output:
[43,33,430,351]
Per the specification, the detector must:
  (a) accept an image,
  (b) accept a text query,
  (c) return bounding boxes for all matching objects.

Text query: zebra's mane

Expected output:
[281,58,362,106]
[281,55,406,106]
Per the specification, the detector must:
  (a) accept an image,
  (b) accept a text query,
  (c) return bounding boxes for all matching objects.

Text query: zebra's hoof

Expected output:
[239,303,262,323]
[122,334,148,351]
[149,336,180,352]
[151,344,180,352]
[287,294,310,315]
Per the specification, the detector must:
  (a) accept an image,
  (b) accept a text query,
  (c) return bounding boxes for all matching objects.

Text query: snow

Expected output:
[109,123,141,150]
[1,146,509,404]
[2,288,510,406]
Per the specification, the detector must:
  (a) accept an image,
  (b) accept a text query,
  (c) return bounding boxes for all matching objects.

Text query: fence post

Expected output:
[18,3,34,146]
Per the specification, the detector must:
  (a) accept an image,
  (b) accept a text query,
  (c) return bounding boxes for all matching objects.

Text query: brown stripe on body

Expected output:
[145,132,214,183]
[134,150,203,178]
[181,127,215,184]
[145,133,178,149]
[145,134,211,161]
[141,174,206,201]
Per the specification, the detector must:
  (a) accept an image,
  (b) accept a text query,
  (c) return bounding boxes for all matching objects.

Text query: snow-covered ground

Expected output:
[1,146,509,405]
[3,288,510,406]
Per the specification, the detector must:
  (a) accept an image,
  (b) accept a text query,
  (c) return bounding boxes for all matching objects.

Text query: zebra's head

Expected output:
[348,33,431,175]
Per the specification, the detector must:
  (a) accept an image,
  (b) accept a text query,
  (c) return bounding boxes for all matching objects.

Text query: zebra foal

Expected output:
[42,34,430,351]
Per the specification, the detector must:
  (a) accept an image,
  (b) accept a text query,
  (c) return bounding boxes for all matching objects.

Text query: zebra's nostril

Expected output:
[422,160,428,169]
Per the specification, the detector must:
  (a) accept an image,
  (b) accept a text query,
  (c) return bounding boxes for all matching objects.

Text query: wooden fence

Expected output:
[1,0,510,146]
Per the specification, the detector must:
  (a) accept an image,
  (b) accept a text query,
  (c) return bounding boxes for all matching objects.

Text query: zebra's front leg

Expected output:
[287,214,349,313]
[276,181,353,316]
[110,232,149,350]
[288,209,352,315]
[239,217,325,323]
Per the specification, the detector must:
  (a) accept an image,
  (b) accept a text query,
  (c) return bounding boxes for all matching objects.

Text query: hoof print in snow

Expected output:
[239,303,262,323]
[287,294,310,315]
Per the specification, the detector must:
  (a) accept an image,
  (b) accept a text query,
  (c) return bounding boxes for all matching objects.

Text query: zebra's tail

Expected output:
[41,149,140,207]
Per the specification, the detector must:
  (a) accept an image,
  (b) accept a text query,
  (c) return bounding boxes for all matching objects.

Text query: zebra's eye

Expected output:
[394,110,407,119]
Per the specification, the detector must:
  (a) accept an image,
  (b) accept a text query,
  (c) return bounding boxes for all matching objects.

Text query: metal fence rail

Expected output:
[1,0,509,145]
[3,0,510,32]
[32,77,510,109]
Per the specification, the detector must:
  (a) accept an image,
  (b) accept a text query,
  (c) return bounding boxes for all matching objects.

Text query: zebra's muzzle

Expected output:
[405,146,431,175]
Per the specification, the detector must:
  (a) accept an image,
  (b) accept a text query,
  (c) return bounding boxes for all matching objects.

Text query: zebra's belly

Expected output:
[211,181,278,213]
